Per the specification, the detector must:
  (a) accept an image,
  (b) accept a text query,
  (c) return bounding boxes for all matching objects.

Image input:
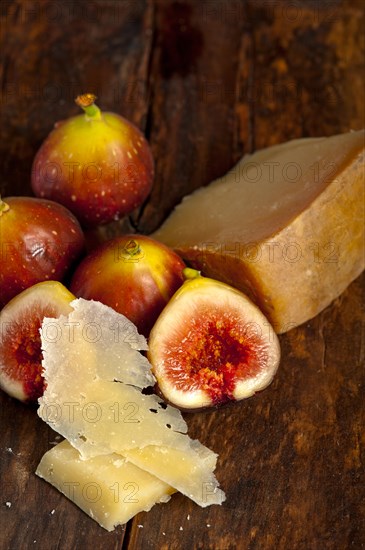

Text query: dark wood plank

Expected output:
[137,0,245,234]
[240,0,365,149]
[0,1,153,548]
[0,1,364,549]
[128,1,365,549]
[127,274,365,550]
[0,0,154,197]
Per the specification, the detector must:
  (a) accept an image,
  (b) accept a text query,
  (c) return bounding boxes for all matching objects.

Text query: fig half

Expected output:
[148,269,280,410]
[0,281,75,403]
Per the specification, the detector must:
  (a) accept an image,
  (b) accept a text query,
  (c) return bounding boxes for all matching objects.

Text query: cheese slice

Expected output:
[123,440,225,507]
[153,130,365,333]
[39,299,188,451]
[36,439,175,531]
[38,299,225,507]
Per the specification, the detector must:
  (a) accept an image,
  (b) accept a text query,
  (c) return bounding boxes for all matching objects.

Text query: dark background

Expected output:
[0,1,364,549]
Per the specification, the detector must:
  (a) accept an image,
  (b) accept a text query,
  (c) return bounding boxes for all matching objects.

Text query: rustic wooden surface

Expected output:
[0,1,364,549]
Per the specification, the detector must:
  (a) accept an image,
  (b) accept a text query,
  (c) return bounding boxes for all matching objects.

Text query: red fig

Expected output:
[31,94,154,227]
[0,196,84,308]
[0,281,75,402]
[148,269,281,410]
[70,234,186,336]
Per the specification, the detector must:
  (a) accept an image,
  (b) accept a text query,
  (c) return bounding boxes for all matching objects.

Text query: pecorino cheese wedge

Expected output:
[153,130,365,333]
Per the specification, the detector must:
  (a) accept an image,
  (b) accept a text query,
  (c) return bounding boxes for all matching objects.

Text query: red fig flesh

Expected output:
[70,235,186,336]
[0,281,75,402]
[31,94,154,227]
[148,269,280,410]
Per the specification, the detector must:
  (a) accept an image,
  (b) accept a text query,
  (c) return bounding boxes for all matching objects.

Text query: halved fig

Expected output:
[148,269,280,410]
[0,281,75,403]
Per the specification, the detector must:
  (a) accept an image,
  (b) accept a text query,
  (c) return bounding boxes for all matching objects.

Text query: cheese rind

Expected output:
[36,440,175,531]
[153,131,365,332]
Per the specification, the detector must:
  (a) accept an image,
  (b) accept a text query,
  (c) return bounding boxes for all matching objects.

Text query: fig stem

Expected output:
[0,195,10,216]
[75,94,102,121]
[123,239,141,257]
[183,267,201,281]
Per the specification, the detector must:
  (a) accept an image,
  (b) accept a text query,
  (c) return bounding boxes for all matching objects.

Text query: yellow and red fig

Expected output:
[70,234,186,336]
[148,269,281,410]
[31,94,154,227]
[0,281,75,403]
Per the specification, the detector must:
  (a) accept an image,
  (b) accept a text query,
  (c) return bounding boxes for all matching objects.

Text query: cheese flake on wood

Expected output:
[123,440,224,507]
[38,299,225,507]
[36,439,175,531]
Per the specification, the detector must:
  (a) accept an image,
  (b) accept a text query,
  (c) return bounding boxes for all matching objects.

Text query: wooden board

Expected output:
[0,1,364,548]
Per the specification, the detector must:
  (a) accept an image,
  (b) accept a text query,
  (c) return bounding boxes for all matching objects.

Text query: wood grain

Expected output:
[0,1,364,549]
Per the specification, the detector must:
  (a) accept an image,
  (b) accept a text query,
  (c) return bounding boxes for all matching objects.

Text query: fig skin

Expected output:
[148,269,281,410]
[0,196,85,308]
[31,94,154,227]
[70,234,186,336]
[0,281,75,403]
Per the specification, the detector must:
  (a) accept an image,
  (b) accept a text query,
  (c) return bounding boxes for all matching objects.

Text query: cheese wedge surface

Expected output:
[38,299,225,507]
[36,440,175,531]
[153,131,365,332]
